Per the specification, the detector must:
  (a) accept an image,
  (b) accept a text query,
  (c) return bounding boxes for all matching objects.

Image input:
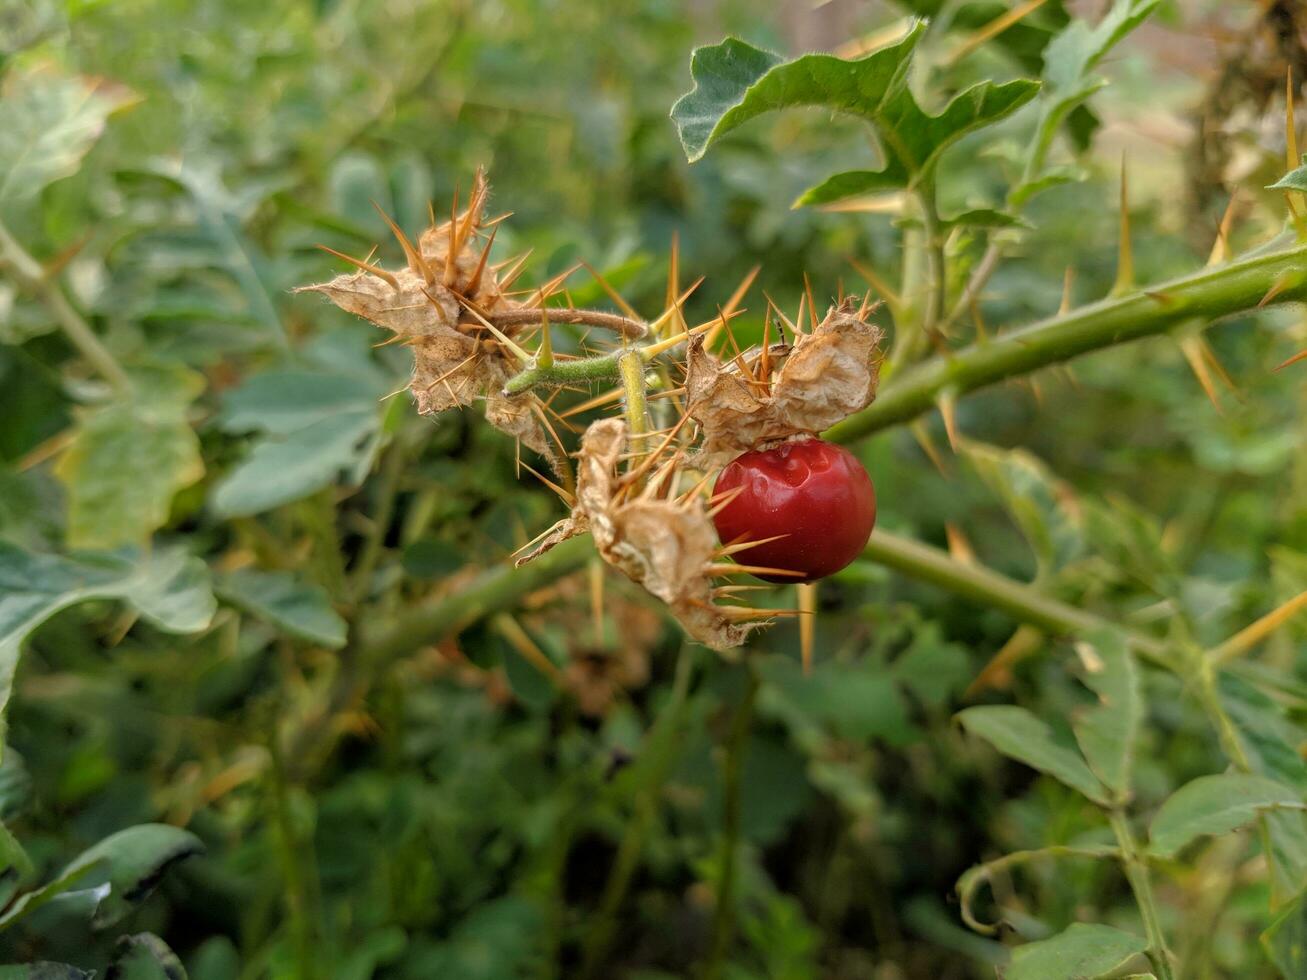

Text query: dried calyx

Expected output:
[684,296,883,468]
[297,169,644,475]
[517,418,787,651]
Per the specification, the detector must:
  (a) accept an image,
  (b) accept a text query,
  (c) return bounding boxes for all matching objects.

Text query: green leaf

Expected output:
[957,705,1109,804]
[0,68,133,208]
[1004,922,1147,980]
[62,824,204,929]
[671,27,1039,195]
[0,966,94,979]
[0,543,214,731]
[1071,631,1142,800]
[1220,672,1307,902]
[1263,886,1307,979]
[960,440,1084,577]
[1017,0,1158,202]
[1149,773,1306,859]
[0,818,32,909]
[217,569,346,648]
[106,933,187,980]
[1269,156,1307,193]
[213,366,385,518]
[212,410,377,518]
[55,370,205,550]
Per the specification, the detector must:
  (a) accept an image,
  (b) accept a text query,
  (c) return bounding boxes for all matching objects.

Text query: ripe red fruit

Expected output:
[711,438,876,583]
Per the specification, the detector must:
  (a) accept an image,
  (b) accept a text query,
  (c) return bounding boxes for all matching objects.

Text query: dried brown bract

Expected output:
[684,297,884,467]
[518,418,770,651]
[296,170,561,470]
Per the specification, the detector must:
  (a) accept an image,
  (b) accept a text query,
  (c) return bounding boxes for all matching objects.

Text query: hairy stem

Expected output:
[618,349,649,448]
[0,218,132,392]
[489,306,647,339]
[828,242,1307,443]
[1108,809,1175,980]
[503,351,623,394]
[702,667,759,980]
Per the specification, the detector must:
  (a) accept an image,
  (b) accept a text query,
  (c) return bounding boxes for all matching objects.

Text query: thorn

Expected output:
[715,533,790,557]
[495,614,562,683]
[765,292,798,344]
[372,202,432,284]
[964,624,1045,699]
[519,458,575,507]
[970,296,988,342]
[1211,588,1307,664]
[706,265,760,347]
[910,421,949,476]
[647,276,706,338]
[706,484,746,518]
[1207,192,1239,266]
[1143,290,1178,307]
[589,559,605,647]
[944,523,977,564]
[496,250,534,291]
[640,303,724,358]
[579,260,641,320]
[559,387,625,418]
[455,294,533,363]
[946,0,1051,66]
[798,582,816,675]
[1276,348,1307,371]
[464,225,498,297]
[848,258,901,310]
[705,562,806,579]
[802,274,819,333]
[677,469,718,508]
[938,390,960,452]
[1259,274,1293,308]
[316,244,400,289]
[1111,155,1134,296]
[1059,267,1074,315]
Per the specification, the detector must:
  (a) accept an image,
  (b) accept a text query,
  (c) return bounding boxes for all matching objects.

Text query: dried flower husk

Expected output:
[296,173,559,471]
[519,418,764,651]
[684,297,884,467]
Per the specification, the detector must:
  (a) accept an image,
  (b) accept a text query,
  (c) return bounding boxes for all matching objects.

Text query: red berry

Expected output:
[711,438,876,583]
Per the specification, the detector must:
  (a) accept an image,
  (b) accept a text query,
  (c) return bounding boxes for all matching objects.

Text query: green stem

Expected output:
[859,529,1171,667]
[579,645,696,979]
[504,351,623,394]
[0,218,132,392]
[702,667,759,980]
[1108,809,1175,980]
[827,242,1307,443]
[349,430,411,606]
[618,349,649,444]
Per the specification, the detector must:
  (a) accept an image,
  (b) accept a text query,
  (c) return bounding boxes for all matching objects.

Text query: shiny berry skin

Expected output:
[712,438,876,583]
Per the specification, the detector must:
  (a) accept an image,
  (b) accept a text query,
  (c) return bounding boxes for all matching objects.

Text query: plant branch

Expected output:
[0,218,132,392]
[827,242,1307,443]
[857,529,1171,666]
[1108,808,1175,980]
[489,306,647,339]
[702,666,759,980]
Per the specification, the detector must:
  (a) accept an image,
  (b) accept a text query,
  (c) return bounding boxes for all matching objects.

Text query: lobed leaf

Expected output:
[957,705,1109,804]
[0,543,215,735]
[671,26,1038,198]
[1149,773,1306,859]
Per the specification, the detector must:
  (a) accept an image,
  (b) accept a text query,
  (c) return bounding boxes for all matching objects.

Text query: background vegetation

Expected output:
[0,0,1305,977]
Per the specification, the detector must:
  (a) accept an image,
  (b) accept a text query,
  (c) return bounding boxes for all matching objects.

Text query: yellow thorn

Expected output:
[715,533,790,557]
[579,260,641,320]
[589,559,605,648]
[536,309,553,370]
[910,420,949,476]
[559,387,625,418]
[798,582,816,675]
[1059,266,1075,315]
[457,298,533,364]
[1259,274,1293,309]
[372,202,432,284]
[1275,348,1307,371]
[464,225,498,298]
[848,257,902,309]
[946,0,1051,66]
[494,614,562,682]
[706,484,745,518]
[1211,589,1307,664]
[938,390,960,452]
[1111,156,1134,296]
[316,244,400,289]
[1207,193,1239,266]
[964,624,1046,699]
[519,458,575,507]
[803,274,819,333]
[705,562,806,579]
[944,523,977,565]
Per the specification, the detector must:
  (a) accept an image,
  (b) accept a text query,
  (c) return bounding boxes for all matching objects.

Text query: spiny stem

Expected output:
[0,218,132,393]
[489,306,646,340]
[618,349,649,452]
[828,242,1307,443]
